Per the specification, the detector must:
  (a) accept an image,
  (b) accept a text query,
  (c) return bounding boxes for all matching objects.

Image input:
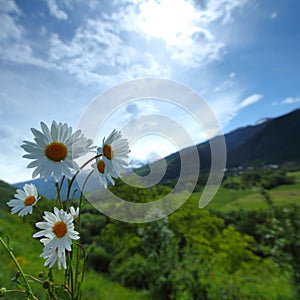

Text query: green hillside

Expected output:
[0,180,16,210]
[1,172,300,299]
[228,108,300,166]
[201,171,300,212]
[0,181,149,300]
[136,109,300,183]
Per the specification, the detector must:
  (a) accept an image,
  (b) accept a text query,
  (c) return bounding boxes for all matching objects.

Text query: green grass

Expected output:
[194,187,255,210]
[195,171,300,212]
[0,197,149,300]
[2,171,300,299]
[83,271,149,300]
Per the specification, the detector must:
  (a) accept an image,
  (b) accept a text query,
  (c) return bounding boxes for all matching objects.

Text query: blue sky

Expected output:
[0,0,299,183]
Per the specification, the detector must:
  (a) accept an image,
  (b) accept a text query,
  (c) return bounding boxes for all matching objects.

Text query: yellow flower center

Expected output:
[97,160,105,174]
[24,195,36,206]
[45,142,67,162]
[53,221,67,238]
[103,144,113,160]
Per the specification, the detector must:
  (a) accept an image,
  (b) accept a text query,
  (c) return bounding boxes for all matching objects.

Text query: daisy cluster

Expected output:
[7,121,130,270]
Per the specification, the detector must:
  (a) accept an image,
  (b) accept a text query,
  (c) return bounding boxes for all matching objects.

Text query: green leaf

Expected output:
[54,286,71,300]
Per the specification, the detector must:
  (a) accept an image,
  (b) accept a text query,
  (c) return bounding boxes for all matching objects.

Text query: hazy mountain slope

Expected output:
[13,177,81,200]
[136,108,300,181]
[227,108,300,166]
[0,180,16,210]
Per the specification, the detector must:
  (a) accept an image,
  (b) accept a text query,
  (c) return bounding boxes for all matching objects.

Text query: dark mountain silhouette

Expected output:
[0,180,17,210]
[227,108,300,166]
[136,108,300,181]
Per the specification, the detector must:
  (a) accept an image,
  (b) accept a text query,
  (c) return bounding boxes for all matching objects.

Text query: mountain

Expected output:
[192,108,300,168]
[0,180,17,210]
[136,108,300,181]
[12,109,300,193]
[227,108,300,166]
[13,177,82,200]
[12,171,107,200]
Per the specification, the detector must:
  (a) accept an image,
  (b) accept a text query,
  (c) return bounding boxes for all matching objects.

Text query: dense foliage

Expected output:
[223,168,295,190]
[79,179,299,300]
[1,168,300,299]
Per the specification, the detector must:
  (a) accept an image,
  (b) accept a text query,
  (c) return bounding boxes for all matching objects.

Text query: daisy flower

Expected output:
[91,157,117,188]
[97,130,130,178]
[40,238,67,270]
[70,206,79,220]
[33,207,79,257]
[22,121,94,182]
[7,184,39,217]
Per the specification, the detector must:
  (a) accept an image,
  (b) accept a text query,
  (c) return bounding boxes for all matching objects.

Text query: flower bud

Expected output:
[43,281,50,289]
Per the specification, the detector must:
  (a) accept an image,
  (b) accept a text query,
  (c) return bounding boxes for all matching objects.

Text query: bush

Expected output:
[86,243,112,273]
[110,254,148,289]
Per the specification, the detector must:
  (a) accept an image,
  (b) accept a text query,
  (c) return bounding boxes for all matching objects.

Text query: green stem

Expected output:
[74,170,93,298]
[78,170,94,234]
[48,269,54,282]
[26,274,43,285]
[69,252,74,300]
[0,237,36,299]
[55,182,63,209]
[35,204,44,220]
[77,243,87,284]
[66,154,101,203]
[59,175,66,191]
[3,289,25,294]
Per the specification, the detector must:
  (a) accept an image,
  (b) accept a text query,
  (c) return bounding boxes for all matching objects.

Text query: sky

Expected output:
[0,0,299,184]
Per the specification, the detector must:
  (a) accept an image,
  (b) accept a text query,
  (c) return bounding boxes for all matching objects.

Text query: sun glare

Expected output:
[129,134,178,163]
[137,0,198,45]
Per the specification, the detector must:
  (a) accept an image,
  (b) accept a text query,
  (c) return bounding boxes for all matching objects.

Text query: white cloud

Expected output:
[135,0,228,67]
[0,3,50,69]
[46,0,68,20]
[0,12,23,40]
[43,0,249,82]
[214,79,234,92]
[0,0,249,85]
[196,0,248,24]
[209,92,263,128]
[49,18,137,68]
[270,12,278,19]
[0,43,50,68]
[281,97,300,104]
[136,0,249,67]
[124,101,160,119]
[210,91,242,126]
[47,17,170,86]
[0,0,21,15]
[239,93,263,109]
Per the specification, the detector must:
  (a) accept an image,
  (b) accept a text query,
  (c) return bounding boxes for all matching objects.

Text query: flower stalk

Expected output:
[0,237,36,299]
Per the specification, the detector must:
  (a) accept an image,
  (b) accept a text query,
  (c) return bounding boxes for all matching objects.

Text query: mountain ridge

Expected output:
[10,108,300,197]
[136,108,300,181]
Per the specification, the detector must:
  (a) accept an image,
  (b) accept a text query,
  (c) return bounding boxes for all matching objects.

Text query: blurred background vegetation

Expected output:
[1,165,300,299]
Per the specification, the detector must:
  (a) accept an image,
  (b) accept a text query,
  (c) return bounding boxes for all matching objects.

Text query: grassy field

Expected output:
[0,212,150,300]
[1,171,300,299]
[0,185,149,300]
[196,171,300,212]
